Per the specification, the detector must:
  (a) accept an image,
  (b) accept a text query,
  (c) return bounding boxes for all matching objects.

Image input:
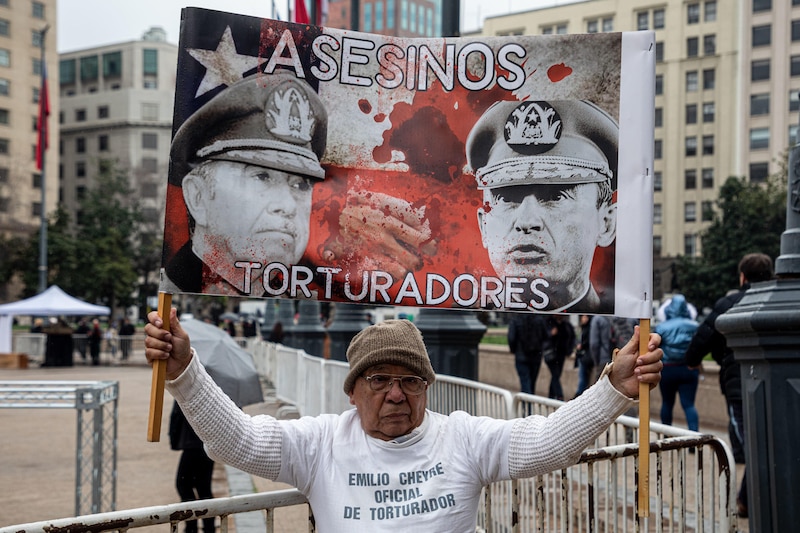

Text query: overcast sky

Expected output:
[57,0,575,52]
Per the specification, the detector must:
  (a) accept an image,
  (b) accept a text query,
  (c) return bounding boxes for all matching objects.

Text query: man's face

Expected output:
[184,160,314,268]
[348,363,428,441]
[478,182,616,300]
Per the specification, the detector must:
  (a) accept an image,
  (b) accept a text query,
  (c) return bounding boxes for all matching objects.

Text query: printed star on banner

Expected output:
[187,26,262,97]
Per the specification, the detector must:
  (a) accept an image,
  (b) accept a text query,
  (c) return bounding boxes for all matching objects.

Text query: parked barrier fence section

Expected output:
[0,338,738,533]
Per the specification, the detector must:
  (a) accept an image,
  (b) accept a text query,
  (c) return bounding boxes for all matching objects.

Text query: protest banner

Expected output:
[159,7,655,318]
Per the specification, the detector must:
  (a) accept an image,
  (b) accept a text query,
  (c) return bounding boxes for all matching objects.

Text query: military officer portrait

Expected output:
[466,99,619,314]
[162,72,328,295]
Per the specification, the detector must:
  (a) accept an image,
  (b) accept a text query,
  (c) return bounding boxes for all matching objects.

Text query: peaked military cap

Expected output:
[170,72,328,185]
[466,100,618,190]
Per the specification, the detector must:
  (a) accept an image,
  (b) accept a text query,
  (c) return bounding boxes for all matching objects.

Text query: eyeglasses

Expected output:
[362,374,428,395]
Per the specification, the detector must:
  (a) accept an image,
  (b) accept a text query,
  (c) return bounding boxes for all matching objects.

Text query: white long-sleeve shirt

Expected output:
[168,352,632,532]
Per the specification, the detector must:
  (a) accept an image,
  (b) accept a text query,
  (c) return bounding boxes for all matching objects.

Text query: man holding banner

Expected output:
[468,99,618,314]
[145,312,662,532]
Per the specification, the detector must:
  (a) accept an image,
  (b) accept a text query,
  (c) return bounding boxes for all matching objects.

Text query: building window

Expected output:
[654,139,663,159]
[685,169,697,189]
[686,136,697,156]
[753,24,771,47]
[684,202,697,222]
[790,124,798,145]
[387,0,395,29]
[686,104,698,124]
[32,202,42,218]
[654,171,662,192]
[80,55,98,81]
[587,19,598,33]
[687,3,700,24]
[141,182,158,198]
[704,34,716,55]
[0,78,8,96]
[98,134,108,151]
[684,234,697,256]
[60,58,76,84]
[654,107,663,128]
[0,167,7,184]
[637,11,649,31]
[791,89,800,111]
[750,162,769,183]
[653,204,662,224]
[751,93,770,115]
[752,0,771,13]
[400,0,407,30]
[0,107,7,125]
[76,186,86,200]
[75,109,86,122]
[0,138,8,154]
[32,29,43,48]
[602,17,614,32]
[33,57,43,77]
[702,200,714,221]
[98,105,109,119]
[687,37,699,58]
[703,102,715,122]
[792,55,800,77]
[32,1,44,19]
[793,20,800,42]
[703,68,715,89]
[142,132,158,149]
[702,135,714,155]
[655,42,664,63]
[705,0,717,21]
[750,127,769,150]
[702,168,714,188]
[0,18,9,37]
[76,137,85,153]
[653,8,665,29]
[32,173,42,188]
[76,161,86,177]
[375,1,383,31]
[142,157,158,173]
[0,49,10,68]
[655,74,663,95]
[103,51,122,77]
[752,59,770,81]
[143,49,158,75]
[142,102,158,121]
[364,2,372,31]
[653,236,663,257]
[686,71,698,92]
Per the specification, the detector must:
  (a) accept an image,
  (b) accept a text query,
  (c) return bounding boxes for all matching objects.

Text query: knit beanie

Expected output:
[343,319,436,394]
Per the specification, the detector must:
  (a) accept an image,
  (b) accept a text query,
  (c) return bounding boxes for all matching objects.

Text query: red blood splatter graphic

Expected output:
[358,99,372,114]
[547,63,573,82]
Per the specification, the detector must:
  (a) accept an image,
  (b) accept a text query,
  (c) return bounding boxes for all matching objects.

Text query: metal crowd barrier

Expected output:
[1,339,738,532]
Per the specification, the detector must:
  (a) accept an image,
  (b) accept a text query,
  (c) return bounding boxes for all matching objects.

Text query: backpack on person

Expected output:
[609,317,635,350]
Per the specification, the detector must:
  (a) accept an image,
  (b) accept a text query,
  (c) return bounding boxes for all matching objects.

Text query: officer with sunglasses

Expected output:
[145,313,662,532]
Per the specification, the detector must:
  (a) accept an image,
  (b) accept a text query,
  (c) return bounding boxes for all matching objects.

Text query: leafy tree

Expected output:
[675,173,786,310]
[70,160,143,311]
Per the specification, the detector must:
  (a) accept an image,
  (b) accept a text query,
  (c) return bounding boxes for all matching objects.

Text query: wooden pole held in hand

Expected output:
[637,318,651,517]
[146,292,172,442]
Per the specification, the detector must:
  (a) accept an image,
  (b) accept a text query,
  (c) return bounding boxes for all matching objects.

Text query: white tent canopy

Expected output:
[0,285,110,353]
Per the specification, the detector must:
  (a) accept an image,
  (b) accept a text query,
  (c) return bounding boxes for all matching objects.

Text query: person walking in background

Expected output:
[574,315,594,398]
[87,319,103,366]
[169,402,216,533]
[74,318,90,361]
[119,317,135,361]
[654,295,700,432]
[546,315,576,400]
[104,321,118,360]
[685,252,774,519]
[507,313,551,394]
[267,322,284,344]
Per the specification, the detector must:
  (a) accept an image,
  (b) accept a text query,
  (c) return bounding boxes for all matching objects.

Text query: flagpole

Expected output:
[38,25,49,294]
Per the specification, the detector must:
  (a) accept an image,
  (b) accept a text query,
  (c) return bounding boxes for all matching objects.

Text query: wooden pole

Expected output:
[146,292,172,442]
[637,318,651,517]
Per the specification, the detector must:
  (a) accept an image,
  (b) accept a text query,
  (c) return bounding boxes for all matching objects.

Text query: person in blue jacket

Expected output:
[654,294,699,432]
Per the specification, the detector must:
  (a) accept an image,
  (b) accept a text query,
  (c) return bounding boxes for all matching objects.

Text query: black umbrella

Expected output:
[180,317,264,407]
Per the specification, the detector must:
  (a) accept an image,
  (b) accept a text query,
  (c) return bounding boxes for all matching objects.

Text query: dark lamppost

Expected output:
[37,25,49,294]
[716,104,800,531]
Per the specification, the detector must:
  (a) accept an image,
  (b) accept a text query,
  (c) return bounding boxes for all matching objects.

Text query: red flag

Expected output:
[36,64,49,171]
[293,0,309,24]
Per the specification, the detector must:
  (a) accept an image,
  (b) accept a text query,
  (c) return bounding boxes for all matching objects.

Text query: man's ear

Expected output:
[348,391,355,406]
[182,174,208,226]
[596,202,617,247]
